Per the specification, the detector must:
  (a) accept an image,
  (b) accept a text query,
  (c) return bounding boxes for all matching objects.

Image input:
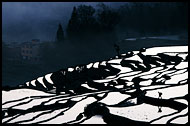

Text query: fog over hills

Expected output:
[2,2,125,42]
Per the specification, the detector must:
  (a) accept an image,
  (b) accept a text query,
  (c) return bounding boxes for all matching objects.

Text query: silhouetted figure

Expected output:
[114,44,120,56]
[158,92,162,99]
[158,106,162,113]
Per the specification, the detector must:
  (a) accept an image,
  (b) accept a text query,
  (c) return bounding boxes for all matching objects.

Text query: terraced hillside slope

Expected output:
[2,46,188,124]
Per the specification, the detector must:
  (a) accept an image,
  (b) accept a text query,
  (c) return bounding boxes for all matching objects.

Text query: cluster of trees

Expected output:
[56,2,188,44]
[41,3,121,70]
[66,4,120,44]
[41,2,188,70]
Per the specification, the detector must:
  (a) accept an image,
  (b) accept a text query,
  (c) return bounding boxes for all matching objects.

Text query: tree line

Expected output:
[57,2,188,44]
[41,2,188,70]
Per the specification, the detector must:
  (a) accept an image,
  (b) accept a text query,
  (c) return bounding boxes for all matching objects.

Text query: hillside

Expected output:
[2,45,188,124]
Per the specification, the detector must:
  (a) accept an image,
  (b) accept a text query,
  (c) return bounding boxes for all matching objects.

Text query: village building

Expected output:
[20,39,42,63]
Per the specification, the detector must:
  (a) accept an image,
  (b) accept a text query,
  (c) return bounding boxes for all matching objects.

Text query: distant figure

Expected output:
[158,92,162,99]
[158,106,162,113]
[114,44,120,56]
[157,92,163,113]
